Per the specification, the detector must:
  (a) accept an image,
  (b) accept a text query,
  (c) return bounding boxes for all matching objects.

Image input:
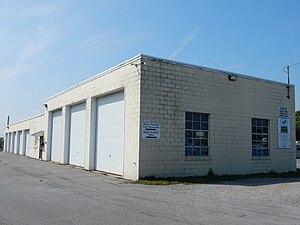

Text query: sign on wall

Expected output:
[142,118,160,139]
[279,107,288,118]
[278,106,290,149]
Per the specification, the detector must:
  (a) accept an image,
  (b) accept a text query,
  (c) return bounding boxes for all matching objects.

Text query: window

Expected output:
[185,112,209,156]
[252,118,269,156]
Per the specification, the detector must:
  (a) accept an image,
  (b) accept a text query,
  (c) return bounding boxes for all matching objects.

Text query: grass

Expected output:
[134,169,300,185]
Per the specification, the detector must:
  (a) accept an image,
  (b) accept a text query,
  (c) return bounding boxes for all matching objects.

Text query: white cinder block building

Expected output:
[3,54,296,180]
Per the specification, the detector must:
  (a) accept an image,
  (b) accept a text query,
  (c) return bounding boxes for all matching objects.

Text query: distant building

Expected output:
[3,54,296,180]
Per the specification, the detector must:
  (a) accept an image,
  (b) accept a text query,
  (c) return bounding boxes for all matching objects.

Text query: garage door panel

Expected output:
[16,132,21,155]
[69,103,86,167]
[98,129,123,138]
[24,130,29,156]
[13,132,17,154]
[51,110,62,162]
[98,137,123,146]
[96,91,124,175]
[19,132,23,155]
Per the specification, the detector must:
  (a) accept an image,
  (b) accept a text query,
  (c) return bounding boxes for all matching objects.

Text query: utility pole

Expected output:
[287,65,290,99]
[283,62,300,99]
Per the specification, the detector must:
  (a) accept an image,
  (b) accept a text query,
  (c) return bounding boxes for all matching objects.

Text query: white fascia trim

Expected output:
[141,54,291,87]
[45,54,142,101]
[7,113,45,127]
[45,53,291,102]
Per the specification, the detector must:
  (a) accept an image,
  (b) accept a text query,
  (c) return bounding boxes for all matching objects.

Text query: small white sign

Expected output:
[142,120,160,139]
[279,107,288,118]
[278,118,290,149]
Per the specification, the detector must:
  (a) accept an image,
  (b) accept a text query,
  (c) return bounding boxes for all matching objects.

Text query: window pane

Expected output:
[201,147,208,156]
[202,131,208,139]
[263,120,268,127]
[252,126,256,133]
[185,131,193,138]
[194,131,208,138]
[201,123,208,130]
[185,121,192,129]
[257,120,263,126]
[257,135,262,141]
[256,149,262,156]
[252,141,257,148]
[257,127,263,133]
[263,149,269,156]
[193,113,201,121]
[262,135,268,142]
[263,127,268,134]
[185,139,193,146]
[252,119,257,126]
[193,122,200,130]
[193,147,201,156]
[186,112,192,121]
[201,114,208,122]
[262,143,268,148]
[252,149,257,156]
[193,139,200,146]
[201,139,208,146]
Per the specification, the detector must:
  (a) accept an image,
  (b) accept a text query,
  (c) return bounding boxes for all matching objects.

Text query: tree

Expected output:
[296,111,300,141]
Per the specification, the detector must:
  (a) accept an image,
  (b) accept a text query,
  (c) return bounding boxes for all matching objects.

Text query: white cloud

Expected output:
[17,25,54,63]
[0,64,37,80]
[80,30,117,46]
[170,29,199,59]
[80,30,158,49]
[115,31,158,43]
[18,41,50,63]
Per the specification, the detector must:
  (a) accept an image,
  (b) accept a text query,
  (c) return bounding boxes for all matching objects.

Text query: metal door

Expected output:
[96,92,124,175]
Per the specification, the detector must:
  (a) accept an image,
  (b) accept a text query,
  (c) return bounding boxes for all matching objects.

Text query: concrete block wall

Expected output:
[139,56,295,178]
[4,114,45,159]
[2,54,296,180]
[44,58,142,180]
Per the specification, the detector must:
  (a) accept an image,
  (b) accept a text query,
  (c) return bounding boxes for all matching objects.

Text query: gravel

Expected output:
[0,152,300,225]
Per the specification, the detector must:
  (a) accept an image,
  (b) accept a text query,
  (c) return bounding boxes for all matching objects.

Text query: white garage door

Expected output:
[96,91,124,175]
[19,132,23,155]
[51,110,63,162]
[24,130,29,156]
[69,103,86,167]
[13,132,17,154]
[5,133,8,152]
[16,132,21,155]
[8,133,12,153]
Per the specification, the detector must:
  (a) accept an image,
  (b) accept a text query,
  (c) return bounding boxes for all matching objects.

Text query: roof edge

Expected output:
[140,54,290,86]
[7,113,45,128]
[46,53,291,102]
[45,54,142,101]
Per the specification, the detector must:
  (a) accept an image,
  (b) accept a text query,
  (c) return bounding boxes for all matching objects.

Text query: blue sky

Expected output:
[1,0,300,136]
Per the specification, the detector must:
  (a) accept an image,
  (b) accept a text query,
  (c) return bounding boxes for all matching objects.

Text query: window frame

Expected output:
[185,111,209,157]
[251,118,269,157]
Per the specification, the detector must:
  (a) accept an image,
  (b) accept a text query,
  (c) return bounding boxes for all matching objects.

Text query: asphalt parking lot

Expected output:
[0,152,300,225]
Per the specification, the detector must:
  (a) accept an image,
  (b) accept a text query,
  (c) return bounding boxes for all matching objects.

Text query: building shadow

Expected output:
[215,176,300,187]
